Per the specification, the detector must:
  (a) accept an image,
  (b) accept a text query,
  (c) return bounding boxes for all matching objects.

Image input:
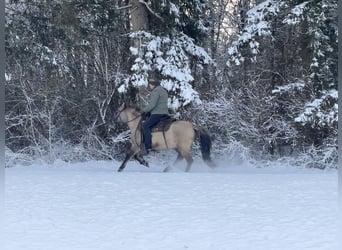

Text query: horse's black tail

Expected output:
[194,126,216,168]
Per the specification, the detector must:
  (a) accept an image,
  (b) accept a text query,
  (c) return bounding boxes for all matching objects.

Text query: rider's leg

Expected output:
[142,114,161,150]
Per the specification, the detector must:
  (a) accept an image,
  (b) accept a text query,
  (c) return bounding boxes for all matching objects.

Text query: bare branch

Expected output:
[116,4,132,10]
[138,0,164,21]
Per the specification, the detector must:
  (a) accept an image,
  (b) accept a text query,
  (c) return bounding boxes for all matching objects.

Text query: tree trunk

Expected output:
[129,0,150,106]
[130,0,148,32]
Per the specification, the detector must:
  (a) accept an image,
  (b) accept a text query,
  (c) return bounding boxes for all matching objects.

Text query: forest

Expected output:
[5,0,338,168]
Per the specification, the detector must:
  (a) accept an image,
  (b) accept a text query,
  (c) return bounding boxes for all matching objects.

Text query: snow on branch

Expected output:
[227,0,284,66]
[271,81,305,95]
[283,1,310,25]
[295,89,338,126]
[116,4,132,10]
[119,31,212,110]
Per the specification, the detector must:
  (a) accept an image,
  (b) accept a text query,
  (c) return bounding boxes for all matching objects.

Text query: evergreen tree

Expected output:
[122,0,212,110]
[6,0,131,159]
[5,0,337,167]
[225,0,337,164]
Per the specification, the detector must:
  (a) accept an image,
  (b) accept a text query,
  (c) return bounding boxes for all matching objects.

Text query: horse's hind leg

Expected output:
[178,149,193,172]
[173,150,184,165]
[185,155,194,172]
[164,150,185,173]
[163,150,183,173]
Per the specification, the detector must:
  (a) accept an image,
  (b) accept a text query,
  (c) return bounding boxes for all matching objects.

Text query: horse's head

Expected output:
[115,103,141,123]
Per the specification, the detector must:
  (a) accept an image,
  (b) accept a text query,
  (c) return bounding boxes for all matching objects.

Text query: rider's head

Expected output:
[147,78,159,90]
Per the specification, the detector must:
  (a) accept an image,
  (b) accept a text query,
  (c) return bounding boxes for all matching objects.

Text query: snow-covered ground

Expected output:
[4,156,338,250]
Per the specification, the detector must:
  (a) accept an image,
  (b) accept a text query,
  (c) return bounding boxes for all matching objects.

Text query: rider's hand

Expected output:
[141,112,148,119]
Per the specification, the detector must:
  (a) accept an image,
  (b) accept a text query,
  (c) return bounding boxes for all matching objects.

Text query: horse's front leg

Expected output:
[118,149,137,172]
[134,154,149,168]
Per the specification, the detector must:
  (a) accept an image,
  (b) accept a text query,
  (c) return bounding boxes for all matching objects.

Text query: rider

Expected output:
[141,78,169,154]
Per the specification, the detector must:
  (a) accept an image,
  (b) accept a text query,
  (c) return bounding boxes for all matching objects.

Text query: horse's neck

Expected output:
[127,116,142,145]
[127,116,140,131]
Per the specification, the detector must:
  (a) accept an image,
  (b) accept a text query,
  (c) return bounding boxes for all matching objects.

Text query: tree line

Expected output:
[5,0,337,168]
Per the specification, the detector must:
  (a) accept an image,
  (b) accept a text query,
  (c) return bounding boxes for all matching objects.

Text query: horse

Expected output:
[114,103,216,172]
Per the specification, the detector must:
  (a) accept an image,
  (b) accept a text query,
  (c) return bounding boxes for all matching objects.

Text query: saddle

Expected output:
[151,115,176,133]
[139,115,176,152]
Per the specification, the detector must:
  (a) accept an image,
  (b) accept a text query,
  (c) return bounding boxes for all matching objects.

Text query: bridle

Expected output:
[115,104,144,148]
[115,105,142,124]
[121,114,141,124]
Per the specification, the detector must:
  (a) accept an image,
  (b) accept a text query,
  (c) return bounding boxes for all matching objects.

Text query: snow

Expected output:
[227,0,283,66]
[4,158,338,250]
[5,73,12,81]
[271,81,305,94]
[295,89,338,125]
[283,1,309,25]
[246,0,282,22]
[126,31,212,109]
[169,3,180,17]
[291,2,309,16]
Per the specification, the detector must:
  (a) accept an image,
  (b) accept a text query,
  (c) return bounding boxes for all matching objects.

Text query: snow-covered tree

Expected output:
[5,0,337,168]
[5,0,131,159]
[224,0,337,165]
[119,31,212,110]
[120,0,213,110]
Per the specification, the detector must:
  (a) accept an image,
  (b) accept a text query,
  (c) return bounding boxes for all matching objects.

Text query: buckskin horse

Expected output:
[115,103,215,172]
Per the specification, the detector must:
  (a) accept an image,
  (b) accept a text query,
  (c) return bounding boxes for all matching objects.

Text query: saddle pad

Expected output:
[151,118,176,133]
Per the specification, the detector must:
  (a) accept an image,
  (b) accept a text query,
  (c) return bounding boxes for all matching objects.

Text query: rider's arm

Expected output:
[143,89,160,113]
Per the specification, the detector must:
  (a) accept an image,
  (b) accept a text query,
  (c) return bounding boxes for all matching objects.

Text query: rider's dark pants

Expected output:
[142,114,165,150]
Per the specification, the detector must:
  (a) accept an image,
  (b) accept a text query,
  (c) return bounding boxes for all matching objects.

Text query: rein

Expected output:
[116,107,143,148]
[123,115,141,124]
[115,108,141,124]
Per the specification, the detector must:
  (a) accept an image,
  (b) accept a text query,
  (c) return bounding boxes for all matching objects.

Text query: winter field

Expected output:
[4,155,338,250]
